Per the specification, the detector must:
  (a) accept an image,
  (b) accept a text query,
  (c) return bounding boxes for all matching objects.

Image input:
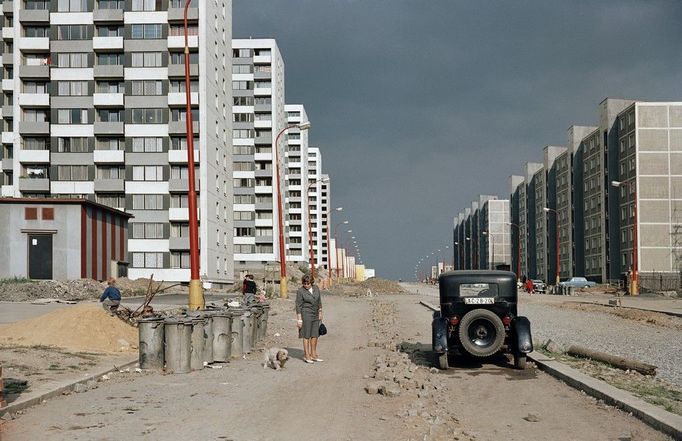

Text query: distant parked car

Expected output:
[559,277,597,288]
[531,279,546,293]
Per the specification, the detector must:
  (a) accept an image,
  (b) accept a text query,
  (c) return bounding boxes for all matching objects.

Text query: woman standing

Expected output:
[295,275,323,364]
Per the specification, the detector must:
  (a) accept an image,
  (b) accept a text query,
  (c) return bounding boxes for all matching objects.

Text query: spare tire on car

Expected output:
[457,308,505,357]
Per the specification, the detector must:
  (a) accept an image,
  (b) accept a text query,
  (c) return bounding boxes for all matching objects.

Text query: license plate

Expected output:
[464,297,494,305]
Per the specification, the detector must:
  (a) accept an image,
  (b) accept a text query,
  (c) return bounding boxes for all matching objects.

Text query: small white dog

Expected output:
[263,347,289,370]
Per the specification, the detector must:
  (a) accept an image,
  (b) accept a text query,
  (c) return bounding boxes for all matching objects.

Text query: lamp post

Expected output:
[274,122,311,299]
[612,180,638,295]
[327,207,343,279]
[306,177,329,279]
[543,207,560,286]
[507,222,521,281]
[183,0,202,309]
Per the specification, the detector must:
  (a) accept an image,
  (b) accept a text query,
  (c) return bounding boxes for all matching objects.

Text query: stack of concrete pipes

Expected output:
[138,304,271,374]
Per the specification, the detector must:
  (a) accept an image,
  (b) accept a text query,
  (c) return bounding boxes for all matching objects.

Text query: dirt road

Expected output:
[2,292,670,441]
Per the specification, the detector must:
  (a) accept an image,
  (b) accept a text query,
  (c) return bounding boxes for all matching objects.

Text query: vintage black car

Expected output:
[431,270,533,369]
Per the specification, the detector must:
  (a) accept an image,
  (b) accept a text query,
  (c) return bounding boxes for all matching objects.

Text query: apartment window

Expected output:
[233,129,255,139]
[24,27,49,38]
[131,52,162,67]
[23,109,49,122]
[169,0,196,7]
[130,80,163,96]
[233,145,254,155]
[254,97,271,105]
[96,138,124,151]
[96,53,123,66]
[23,82,48,94]
[132,165,163,181]
[22,166,48,178]
[234,178,254,188]
[170,137,199,150]
[132,252,163,268]
[131,0,161,11]
[54,53,88,68]
[25,0,49,10]
[132,108,164,124]
[96,81,123,93]
[96,26,123,37]
[97,109,124,122]
[231,64,253,74]
[170,165,198,180]
[170,252,190,268]
[170,194,198,208]
[254,80,271,89]
[23,138,48,150]
[234,162,255,172]
[57,137,88,153]
[256,245,273,254]
[232,48,252,58]
[96,194,125,208]
[57,165,89,180]
[169,80,198,93]
[233,194,255,204]
[132,194,164,210]
[254,65,271,73]
[169,52,198,64]
[170,223,189,237]
[96,166,124,179]
[256,228,272,237]
[130,24,163,39]
[57,81,89,96]
[234,211,253,221]
[232,81,253,90]
[233,113,254,123]
[233,96,254,106]
[22,54,48,67]
[97,0,124,8]
[254,49,271,56]
[57,25,89,40]
[170,108,199,122]
[57,0,88,12]
[132,137,163,152]
[287,132,300,139]
[235,227,254,237]
[132,222,164,239]
[234,244,255,253]
[169,25,198,36]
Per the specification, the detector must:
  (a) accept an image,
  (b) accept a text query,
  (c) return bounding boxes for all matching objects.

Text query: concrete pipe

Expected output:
[211,311,232,362]
[241,310,253,354]
[229,308,246,358]
[164,318,192,374]
[190,316,206,370]
[138,317,165,370]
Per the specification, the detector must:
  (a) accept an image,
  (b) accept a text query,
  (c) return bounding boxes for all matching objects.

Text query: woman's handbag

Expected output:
[318,322,327,336]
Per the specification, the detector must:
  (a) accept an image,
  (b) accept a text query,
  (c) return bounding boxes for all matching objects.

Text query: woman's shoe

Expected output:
[303,358,315,364]
[312,358,324,362]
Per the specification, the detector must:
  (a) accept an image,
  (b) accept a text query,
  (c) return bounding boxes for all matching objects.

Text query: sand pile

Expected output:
[0,304,137,353]
[0,279,105,302]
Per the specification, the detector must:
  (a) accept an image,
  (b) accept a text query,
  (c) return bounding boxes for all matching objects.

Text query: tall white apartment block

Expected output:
[307,146,325,268]
[319,172,330,269]
[0,0,233,284]
[232,39,285,272]
[284,104,308,262]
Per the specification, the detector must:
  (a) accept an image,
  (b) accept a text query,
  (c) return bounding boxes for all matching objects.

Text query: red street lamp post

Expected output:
[543,207,560,286]
[274,122,311,299]
[306,177,329,279]
[183,0,202,309]
[612,180,638,295]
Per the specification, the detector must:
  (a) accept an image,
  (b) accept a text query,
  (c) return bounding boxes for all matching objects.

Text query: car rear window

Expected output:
[459,283,498,297]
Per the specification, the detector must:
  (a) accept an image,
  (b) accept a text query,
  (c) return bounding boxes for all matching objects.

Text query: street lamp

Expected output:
[612,180,638,295]
[327,207,343,279]
[183,0,202,309]
[507,222,521,281]
[306,177,329,279]
[543,207,560,286]
[275,121,311,299]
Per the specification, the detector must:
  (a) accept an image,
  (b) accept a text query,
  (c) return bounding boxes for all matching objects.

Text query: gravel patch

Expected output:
[521,303,682,388]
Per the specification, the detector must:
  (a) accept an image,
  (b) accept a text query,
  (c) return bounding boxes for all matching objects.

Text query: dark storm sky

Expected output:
[233,0,682,280]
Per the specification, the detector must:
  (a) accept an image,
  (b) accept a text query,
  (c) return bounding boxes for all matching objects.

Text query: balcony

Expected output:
[1,131,13,143]
[93,8,124,22]
[255,169,272,178]
[19,121,49,135]
[92,36,124,51]
[168,149,199,163]
[167,35,198,50]
[2,53,13,65]
[167,6,198,21]
[168,64,198,78]
[254,185,273,194]
[93,149,124,163]
[168,207,201,222]
[169,236,190,250]
[17,149,49,163]
[255,202,273,210]
[18,65,49,79]
[2,105,13,118]
[167,92,199,106]
[18,93,49,107]
[94,178,125,192]
[255,235,274,243]
[93,65,124,79]
[18,177,49,192]
[254,152,273,161]
[2,158,13,170]
[2,1,13,14]
[168,178,200,193]
[18,9,49,23]
[168,120,199,135]
[2,27,14,40]
[1,79,13,91]
[18,37,49,51]
[93,93,124,107]
[253,55,271,64]
[93,121,124,135]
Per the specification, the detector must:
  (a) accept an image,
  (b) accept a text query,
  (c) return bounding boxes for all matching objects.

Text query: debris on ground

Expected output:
[0,304,137,353]
[330,278,406,297]
[554,302,682,331]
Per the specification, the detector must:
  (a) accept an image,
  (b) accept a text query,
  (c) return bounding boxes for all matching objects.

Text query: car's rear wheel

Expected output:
[458,309,505,357]
[436,352,449,370]
[514,353,527,370]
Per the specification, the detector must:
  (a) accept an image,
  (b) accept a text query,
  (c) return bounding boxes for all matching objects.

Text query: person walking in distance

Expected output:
[242,274,257,306]
[100,278,121,315]
[295,275,323,364]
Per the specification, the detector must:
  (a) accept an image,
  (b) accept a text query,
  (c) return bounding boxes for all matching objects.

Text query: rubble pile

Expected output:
[331,278,405,297]
[363,300,476,441]
[0,279,105,302]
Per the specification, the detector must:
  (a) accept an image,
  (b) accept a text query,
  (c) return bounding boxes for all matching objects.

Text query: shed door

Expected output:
[28,234,53,280]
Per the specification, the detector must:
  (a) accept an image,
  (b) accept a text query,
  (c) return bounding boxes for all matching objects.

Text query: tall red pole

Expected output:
[274,126,290,298]
[184,0,203,309]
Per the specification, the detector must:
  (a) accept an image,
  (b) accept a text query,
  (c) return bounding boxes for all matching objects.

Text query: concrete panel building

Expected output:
[284,104,308,263]
[480,198,511,270]
[307,146,324,268]
[524,162,543,279]
[0,0,234,284]
[319,172,330,269]
[540,146,567,284]
[0,197,131,280]
[509,175,524,278]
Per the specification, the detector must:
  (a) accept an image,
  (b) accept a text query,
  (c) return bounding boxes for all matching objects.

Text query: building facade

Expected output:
[284,104,308,263]
[0,0,233,283]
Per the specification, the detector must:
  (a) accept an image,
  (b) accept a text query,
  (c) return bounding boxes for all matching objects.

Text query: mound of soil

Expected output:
[0,279,105,302]
[0,304,138,353]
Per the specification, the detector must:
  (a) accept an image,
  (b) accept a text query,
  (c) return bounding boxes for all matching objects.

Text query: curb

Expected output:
[574,300,682,318]
[0,358,138,418]
[528,352,682,439]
